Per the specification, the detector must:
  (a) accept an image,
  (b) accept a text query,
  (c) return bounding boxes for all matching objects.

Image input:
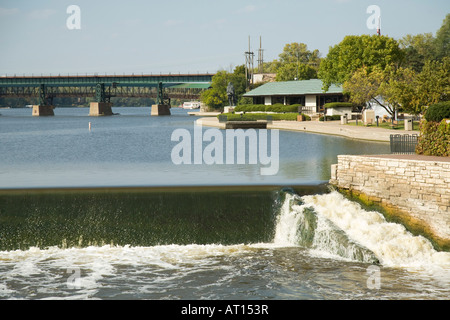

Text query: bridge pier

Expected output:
[32,105,54,116]
[89,102,113,116]
[151,104,171,116]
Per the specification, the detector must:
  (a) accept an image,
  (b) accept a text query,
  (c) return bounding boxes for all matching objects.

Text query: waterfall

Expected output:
[301,191,450,268]
[273,189,450,268]
[274,189,378,264]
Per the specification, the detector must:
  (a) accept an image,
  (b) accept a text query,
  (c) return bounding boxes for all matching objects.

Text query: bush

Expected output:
[323,102,353,109]
[319,115,342,121]
[234,104,301,113]
[416,119,450,157]
[424,101,450,122]
[219,112,310,121]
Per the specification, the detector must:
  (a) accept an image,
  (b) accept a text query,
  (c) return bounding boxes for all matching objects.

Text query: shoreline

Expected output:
[195,116,402,142]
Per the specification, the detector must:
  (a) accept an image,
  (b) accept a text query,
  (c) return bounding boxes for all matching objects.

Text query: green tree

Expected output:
[318,35,403,91]
[275,63,317,81]
[278,43,321,69]
[399,33,436,72]
[435,13,450,60]
[344,65,415,117]
[200,66,246,109]
[344,58,449,116]
[408,57,450,113]
[256,42,321,81]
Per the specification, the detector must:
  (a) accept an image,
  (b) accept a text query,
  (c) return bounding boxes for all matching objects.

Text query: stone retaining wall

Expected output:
[330,155,450,251]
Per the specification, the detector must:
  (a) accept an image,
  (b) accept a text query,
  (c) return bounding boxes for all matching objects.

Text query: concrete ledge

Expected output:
[188,112,221,117]
[32,105,54,116]
[196,117,225,129]
[225,121,267,129]
[89,102,113,116]
[151,104,171,116]
[195,117,268,129]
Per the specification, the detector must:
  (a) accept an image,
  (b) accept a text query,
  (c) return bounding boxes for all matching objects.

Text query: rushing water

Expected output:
[0,107,448,301]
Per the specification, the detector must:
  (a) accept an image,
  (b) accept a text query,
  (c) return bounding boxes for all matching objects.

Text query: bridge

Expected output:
[0,73,213,116]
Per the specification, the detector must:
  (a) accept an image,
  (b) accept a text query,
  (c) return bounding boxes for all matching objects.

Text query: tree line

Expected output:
[202,14,449,116]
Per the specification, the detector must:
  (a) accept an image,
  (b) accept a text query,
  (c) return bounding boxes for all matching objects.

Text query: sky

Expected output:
[0,0,449,76]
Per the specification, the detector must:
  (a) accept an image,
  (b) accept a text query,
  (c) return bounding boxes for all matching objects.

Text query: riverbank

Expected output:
[196,117,400,142]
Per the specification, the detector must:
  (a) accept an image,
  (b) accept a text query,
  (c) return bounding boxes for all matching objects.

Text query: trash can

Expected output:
[341,114,348,124]
[404,119,413,131]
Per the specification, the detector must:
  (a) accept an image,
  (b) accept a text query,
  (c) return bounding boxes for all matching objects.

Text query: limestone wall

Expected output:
[330,155,450,251]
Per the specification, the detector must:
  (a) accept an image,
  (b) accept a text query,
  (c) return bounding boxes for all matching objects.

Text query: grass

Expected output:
[346,120,420,131]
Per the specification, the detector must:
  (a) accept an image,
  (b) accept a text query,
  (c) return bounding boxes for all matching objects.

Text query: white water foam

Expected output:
[273,193,304,246]
[274,192,379,263]
[0,244,269,298]
[301,191,450,270]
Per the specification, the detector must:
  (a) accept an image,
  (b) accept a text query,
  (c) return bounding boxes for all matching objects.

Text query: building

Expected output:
[243,79,345,115]
[252,73,276,84]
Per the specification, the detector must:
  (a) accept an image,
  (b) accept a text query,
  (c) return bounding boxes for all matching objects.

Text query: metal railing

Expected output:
[390,134,419,154]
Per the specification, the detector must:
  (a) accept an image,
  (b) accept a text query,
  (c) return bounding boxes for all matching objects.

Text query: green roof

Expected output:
[243,79,342,96]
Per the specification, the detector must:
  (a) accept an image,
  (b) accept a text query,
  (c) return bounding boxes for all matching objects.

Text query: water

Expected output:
[0,107,388,188]
[0,107,448,301]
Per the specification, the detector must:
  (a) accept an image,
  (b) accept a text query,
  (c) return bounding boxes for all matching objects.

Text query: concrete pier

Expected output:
[89,102,113,116]
[32,105,54,116]
[151,104,171,116]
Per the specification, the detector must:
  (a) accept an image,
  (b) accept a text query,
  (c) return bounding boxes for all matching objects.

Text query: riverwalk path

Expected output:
[195,117,409,142]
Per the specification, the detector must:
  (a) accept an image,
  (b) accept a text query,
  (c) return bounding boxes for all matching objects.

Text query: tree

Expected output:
[344,58,449,116]
[278,43,321,69]
[256,42,321,81]
[318,35,403,91]
[407,57,450,113]
[344,65,415,117]
[399,33,436,72]
[275,63,317,81]
[200,66,246,109]
[435,13,450,60]
[399,14,450,70]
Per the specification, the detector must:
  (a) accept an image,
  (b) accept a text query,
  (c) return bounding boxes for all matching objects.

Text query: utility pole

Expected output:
[257,36,264,74]
[377,15,381,36]
[245,36,254,89]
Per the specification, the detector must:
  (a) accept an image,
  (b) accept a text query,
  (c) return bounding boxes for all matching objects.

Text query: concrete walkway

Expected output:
[195,117,415,142]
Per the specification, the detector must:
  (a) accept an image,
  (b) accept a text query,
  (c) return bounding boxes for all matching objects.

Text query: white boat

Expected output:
[182,101,201,109]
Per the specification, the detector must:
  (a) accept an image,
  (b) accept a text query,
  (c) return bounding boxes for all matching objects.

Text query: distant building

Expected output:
[243,79,345,115]
[252,73,276,84]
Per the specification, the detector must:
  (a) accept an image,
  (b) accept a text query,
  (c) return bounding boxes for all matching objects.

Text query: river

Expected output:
[0,107,448,301]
